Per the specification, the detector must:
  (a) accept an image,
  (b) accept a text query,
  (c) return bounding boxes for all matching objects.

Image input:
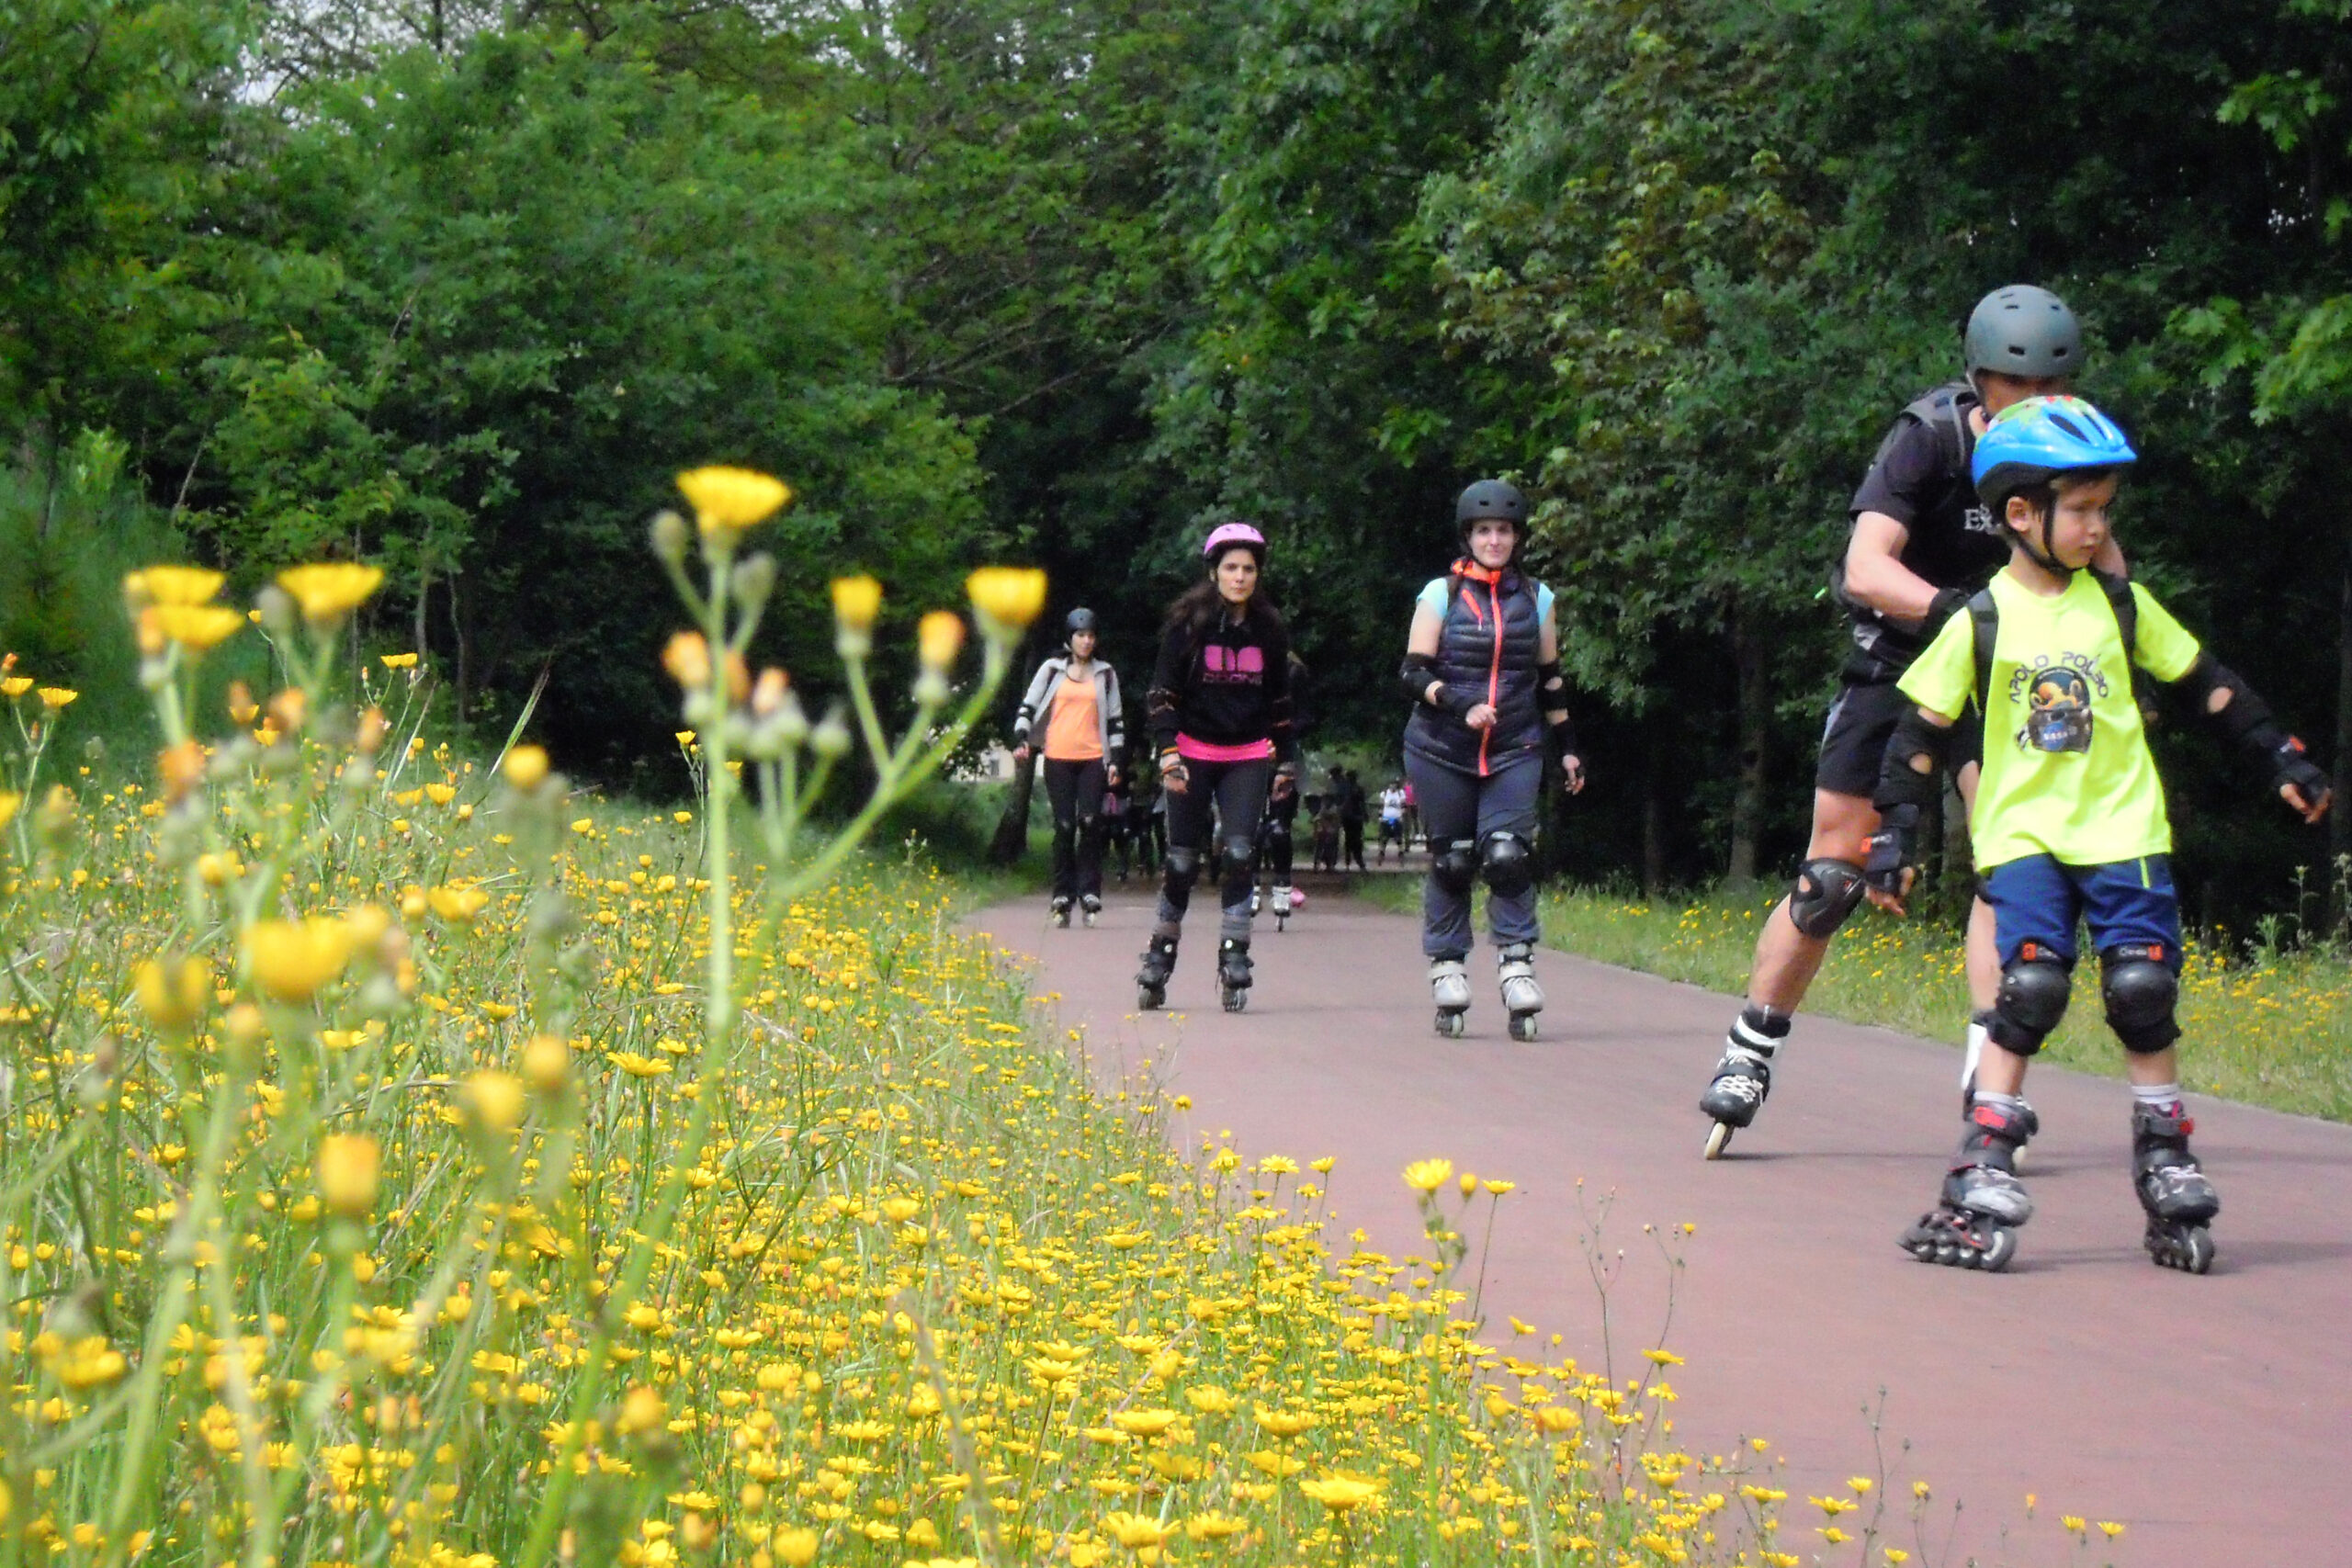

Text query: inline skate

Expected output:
[1498,942,1543,1042]
[1136,933,1177,1010]
[1899,1098,2035,1271]
[2133,1101,2219,1274]
[1216,937,1252,1012]
[1050,896,1072,929]
[1699,1006,1787,1158]
[1080,894,1102,929]
[1429,956,1470,1039]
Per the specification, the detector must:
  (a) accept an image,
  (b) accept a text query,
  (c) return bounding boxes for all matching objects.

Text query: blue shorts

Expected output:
[1983,854,2182,970]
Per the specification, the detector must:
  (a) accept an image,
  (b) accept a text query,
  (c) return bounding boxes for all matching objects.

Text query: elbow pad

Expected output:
[2176,654,2285,752]
[1874,706,1953,815]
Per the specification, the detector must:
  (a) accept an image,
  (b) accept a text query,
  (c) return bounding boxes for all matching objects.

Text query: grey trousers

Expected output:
[1406,748,1541,957]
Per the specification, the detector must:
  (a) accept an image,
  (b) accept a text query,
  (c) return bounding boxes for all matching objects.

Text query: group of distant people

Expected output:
[1006,282,2335,1275]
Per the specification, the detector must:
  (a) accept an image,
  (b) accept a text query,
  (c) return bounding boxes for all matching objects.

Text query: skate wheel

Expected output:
[1976,1226,2018,1271]
[1137,986,1162,1010]
[1434,1010,1466,1040]
[1508,1014,1539,1043]
[1221,988,1248,1013]
[1703,1122,1733,1160]
[2148,1223,2214,1274]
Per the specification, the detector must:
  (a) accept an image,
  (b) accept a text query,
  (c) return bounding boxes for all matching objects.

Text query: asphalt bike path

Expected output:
[973,886,2352,1567]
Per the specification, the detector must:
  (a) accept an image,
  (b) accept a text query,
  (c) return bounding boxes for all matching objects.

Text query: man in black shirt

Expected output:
[1699,286,2132,1155]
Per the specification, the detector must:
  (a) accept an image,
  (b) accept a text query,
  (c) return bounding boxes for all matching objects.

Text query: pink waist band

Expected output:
[1174,734,1274,763]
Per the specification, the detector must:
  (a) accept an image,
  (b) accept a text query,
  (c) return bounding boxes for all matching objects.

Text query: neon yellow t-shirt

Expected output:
[1899,571,2201,871]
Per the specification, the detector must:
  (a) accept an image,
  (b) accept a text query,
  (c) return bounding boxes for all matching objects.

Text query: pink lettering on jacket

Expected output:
[1202,645,1264,680]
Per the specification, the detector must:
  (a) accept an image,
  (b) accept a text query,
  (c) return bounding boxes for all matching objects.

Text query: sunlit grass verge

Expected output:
[1492,882,2351,1122]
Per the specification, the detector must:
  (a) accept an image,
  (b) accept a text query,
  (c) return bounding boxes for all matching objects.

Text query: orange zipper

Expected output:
[1479,581,1503,776]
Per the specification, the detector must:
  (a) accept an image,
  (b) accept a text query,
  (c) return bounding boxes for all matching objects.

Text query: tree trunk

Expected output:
[987,749,1037,865]
[1726,605,1769,885]
[2331,555,2352,934]
[1642,709,1668,896]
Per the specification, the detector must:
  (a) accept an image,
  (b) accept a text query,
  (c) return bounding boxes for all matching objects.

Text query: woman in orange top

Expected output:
[1012,609,1127,926]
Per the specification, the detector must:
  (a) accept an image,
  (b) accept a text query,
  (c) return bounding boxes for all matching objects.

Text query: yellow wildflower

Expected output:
[1402,1157,1453,1193]
[379,651,419,670]
[316,1134,380,1217]
[771,1529,819,1567]
[1100,1512,1170,1551]
[149,604,245,653]
[1109,1409,1178,1438]
[0,676,28,697]
[918,609,966,671]
[243,917,355,1002]
[966,566,1047,632]
[129,565,225,606]
[830,575,882,632]
[460,1071,526,1134]
[277,563,384,624]
[676,465,790,539]
[1299,1472,1382,1514]
[503,745,549,790]
[37,686,76,708]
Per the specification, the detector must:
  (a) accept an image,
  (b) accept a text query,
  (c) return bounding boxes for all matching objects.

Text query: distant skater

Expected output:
[1012,608,1125,928]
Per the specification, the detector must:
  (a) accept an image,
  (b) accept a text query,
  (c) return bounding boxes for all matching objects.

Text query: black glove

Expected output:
[1864,804,1922,898]
[2269,736,2332,808]
[1926,586,1972,631]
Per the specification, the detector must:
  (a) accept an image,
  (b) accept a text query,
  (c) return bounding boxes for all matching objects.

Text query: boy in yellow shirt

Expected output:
[1865,396,2330,1273]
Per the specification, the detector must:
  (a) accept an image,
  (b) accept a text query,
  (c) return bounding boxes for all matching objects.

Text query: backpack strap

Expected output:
[1900,381,1978,479]
[2087,567,2158,717]
[1968,588,2000,714]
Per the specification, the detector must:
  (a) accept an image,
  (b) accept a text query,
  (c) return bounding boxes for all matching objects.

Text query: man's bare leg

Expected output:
[1745,788,1878,1010]
[1702,790,1877,1154]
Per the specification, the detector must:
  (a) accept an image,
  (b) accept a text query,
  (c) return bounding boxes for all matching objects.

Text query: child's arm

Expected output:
[2165,654,2333,824]
[1863,702,1962,915]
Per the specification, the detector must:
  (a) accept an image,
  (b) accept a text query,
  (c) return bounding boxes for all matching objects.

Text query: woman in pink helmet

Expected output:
[1136,522,1298,1013]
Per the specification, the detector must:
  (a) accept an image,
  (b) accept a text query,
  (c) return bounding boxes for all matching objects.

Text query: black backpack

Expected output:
[1829,383,1979,619]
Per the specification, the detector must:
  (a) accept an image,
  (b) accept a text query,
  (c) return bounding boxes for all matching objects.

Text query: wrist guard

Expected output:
[1159,749,1188,788]
[1927,586,1972,630]
[1874,705,1954,816]
[1399,651,1440,709]
[1864,803,1922,897]
[1549,713,1579,758]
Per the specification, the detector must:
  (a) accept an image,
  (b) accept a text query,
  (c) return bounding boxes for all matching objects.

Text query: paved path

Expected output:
[974,886,2352,1567]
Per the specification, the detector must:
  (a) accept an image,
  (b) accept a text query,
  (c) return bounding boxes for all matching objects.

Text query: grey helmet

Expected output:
[1065,607,1098,642]
[1964,286,2085,382]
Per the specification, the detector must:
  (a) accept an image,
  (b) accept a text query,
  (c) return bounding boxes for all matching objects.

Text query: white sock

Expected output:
[2133,1081,2183,1109]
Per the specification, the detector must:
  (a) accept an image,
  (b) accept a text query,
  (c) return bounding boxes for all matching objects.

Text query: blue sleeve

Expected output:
[1415,579,1449,615]
[1537,583,1555,622]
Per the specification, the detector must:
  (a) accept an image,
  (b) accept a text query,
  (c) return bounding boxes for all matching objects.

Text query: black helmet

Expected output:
[1065,607,1098,639]
[1964,286,2084,382]
[1455,479,1528,561]
[1455,479,1528,528]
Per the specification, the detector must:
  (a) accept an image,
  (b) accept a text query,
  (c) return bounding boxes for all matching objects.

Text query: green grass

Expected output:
[1366,876,2352,1122]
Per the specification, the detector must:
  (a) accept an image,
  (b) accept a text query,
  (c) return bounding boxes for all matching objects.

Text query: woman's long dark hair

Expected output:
[1164,551,1286,642]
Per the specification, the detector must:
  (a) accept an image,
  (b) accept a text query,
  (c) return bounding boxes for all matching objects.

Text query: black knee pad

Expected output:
[1479,831,1536,897]
[2100,944,2180,1055]
[1786,858,1866,939]
[1163,846,1202,894]
[1431,840,1477,896]
[1222,834,1257,875]
[1264,822,1292,853]
[1991,952,2072,1055]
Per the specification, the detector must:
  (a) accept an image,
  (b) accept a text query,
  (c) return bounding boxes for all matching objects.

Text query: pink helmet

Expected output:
[1201,521,1267,564]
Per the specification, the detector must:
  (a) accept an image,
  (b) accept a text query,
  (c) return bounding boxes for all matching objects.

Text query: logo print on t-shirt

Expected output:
[2018,664,2093,755]
[1202,644,1263,682]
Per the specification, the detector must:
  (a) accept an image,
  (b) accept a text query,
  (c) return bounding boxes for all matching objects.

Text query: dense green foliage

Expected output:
[4,0,2346,917]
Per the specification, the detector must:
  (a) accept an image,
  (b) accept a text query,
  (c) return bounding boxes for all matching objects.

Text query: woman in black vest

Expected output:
[1137,523,1298,1013]
[1399,480,1585,1040]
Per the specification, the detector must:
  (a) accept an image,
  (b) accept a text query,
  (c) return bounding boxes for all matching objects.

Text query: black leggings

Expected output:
[1041,757,1107,902]
[1155,756,1271,943]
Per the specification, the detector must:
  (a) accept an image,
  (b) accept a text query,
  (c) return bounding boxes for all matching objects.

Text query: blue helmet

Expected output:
[1972,395,2136,512]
